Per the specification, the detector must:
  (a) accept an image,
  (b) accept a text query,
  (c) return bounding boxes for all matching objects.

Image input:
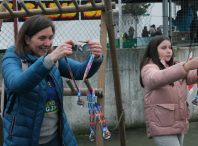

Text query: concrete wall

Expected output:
[1,47,198,134]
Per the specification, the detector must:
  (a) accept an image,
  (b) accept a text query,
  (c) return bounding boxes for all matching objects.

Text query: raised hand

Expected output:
[184,57,198,72]
[86,41,102,59]
[49,39,75,62]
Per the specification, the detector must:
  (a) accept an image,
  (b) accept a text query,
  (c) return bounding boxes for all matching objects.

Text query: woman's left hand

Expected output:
[86,41,102,59]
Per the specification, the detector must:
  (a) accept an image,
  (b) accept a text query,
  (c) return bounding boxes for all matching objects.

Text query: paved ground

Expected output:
[75,122,198,146]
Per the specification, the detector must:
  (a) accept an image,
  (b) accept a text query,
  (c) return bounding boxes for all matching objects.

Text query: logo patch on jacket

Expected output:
[45,100,59,114]
[45,75,59,114]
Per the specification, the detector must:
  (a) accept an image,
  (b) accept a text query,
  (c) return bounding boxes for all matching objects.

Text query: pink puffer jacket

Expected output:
[141,58,197,139]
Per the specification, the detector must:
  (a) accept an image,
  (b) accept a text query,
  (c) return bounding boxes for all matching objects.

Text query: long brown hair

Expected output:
[14,15,55,57]
[139,35,175,87]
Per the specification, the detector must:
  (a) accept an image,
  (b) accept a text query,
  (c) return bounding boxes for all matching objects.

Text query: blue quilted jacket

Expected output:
[2,46,103,146]
[172,7,194,31]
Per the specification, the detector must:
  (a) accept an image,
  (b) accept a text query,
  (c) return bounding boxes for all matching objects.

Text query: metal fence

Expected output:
[113,0,198,48]
[0,0,198,50]
[0,0,102,50]
[170,0,198,45]
[112,2,154,48]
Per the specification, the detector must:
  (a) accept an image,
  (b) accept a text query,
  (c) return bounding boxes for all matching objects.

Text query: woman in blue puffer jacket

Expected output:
[172,1,193,31]
[2,15,103,146]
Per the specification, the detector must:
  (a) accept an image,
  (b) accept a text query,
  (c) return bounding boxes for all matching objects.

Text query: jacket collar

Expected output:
[7,45,38,63]
[159,57,175,68]
[20,52,38,63]
[159,57,169,67]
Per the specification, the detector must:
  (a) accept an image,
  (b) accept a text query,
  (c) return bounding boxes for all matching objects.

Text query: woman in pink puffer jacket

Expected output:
[140,35,198,146]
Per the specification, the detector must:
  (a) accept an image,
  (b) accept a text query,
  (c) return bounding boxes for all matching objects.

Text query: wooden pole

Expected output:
[0,0,9,31]
[13,0,18,43]
[104,0,126,146]
[65,79,76,92]
[84,79,92,93]
[0,1,9,144]
[71,0,79,9]
[35,0,46,13]
[0,2,116,19]
[53,0,62,12]
[0,88,103,98]
[18,0,30,14]
[2,1,13,15]
[95,0,108,145]
[90,0,96,7]
[63,88,103,96]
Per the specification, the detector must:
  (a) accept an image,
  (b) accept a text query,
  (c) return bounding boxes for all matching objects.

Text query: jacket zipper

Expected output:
[10,114,16,139]
[50,73,64,145]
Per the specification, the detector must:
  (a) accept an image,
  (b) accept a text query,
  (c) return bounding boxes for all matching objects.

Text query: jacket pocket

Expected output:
[10,114,16,139]
[155,104,175,127]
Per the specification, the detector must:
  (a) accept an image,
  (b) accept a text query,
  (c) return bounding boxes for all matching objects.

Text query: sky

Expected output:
[116,2,171,29]
[150,3,163,28]
[150,2,180,28]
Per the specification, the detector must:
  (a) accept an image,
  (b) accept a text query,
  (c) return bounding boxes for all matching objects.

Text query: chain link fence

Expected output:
[111,2,155,48]
[171,0,198,45]
[0,0,198,50]
[112,0,198,48]
[0,0,102,50]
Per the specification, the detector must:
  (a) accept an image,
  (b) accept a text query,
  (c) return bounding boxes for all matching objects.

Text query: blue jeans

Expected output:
[39,136,61,146]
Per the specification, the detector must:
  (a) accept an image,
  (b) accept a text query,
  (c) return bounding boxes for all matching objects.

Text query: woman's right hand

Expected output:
[184,57,198,72]
[49,39,75,62]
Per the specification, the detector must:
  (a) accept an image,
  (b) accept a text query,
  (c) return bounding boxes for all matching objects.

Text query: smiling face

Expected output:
[157,40,172,62]
[25,27,54,57]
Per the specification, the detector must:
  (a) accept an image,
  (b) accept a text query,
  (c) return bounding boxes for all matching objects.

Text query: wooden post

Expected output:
[104,0,126,146]
[0,88,103,97]
[65,79,76,92]
[13,0,18,43]
[0,0,9,31]
[84,79,92,93]
[96,0,107,145]
[0,1,9,144]
[71,0,79,9]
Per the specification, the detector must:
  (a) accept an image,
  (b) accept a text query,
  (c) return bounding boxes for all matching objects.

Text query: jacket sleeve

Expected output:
[2,52,51,94]
[186,69,197,85]
[58,54,103,80]
[141,62,188,90]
